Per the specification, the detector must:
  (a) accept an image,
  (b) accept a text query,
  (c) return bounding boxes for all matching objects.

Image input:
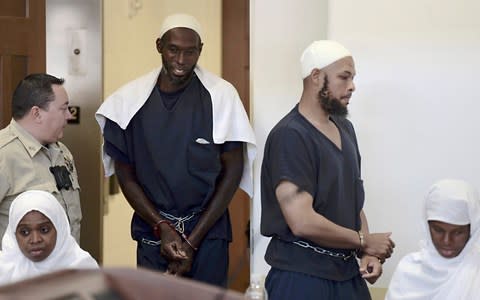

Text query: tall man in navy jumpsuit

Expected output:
[96,14,255,287]
[260,40,395,299]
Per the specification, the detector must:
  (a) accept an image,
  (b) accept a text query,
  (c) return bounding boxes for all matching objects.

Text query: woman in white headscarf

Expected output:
[0,190,98,286]
[385,179,480,300]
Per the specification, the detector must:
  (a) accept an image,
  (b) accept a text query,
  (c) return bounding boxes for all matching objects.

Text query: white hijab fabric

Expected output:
[0,190,98,286]
[386,179,480,300]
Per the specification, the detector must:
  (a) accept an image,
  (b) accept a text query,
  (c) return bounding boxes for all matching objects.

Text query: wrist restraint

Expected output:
[153,219,198,251]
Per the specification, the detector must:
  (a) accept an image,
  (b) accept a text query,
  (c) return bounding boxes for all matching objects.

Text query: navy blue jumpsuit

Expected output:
[104,75,240,287]
[261,105,371,299]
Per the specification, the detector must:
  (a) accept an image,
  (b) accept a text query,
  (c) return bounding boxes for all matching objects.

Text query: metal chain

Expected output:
[293,241,355,261]
[141,238,161,246]
[142,211,198,246]
[159,210,197,234]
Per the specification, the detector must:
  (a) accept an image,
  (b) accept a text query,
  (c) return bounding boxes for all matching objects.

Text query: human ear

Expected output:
[30,106,42,123]
[310,68,325,86]
[156,38,163,54]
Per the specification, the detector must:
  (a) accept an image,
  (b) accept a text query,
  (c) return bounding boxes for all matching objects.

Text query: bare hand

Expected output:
[166,242,195,276]
[359,255,383,284]
[159,224,188,261]
[363,232,395,260]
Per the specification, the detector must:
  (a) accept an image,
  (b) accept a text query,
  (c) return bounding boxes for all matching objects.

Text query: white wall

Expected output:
[328,0,480,287]
[250,0,329,276]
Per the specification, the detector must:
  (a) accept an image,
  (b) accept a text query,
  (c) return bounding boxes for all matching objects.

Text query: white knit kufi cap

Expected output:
[300,40,351,79]
[159,13,202,39]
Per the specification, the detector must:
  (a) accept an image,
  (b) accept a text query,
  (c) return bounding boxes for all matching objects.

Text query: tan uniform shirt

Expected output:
[0,120,81,246]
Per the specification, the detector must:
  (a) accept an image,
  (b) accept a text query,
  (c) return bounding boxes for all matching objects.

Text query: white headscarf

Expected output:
[300,40,352,78]
[0,190,98,286]
[386,179,480,300]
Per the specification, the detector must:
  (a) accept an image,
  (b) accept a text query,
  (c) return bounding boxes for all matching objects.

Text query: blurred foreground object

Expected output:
[0,267,244,300]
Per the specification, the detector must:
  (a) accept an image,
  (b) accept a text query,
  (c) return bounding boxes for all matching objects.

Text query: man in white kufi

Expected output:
[95,13,255,287]
[260,40,395,299]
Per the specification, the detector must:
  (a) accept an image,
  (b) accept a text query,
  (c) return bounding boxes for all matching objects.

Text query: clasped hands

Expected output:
[359,232,395,284]
[157,222,196,276]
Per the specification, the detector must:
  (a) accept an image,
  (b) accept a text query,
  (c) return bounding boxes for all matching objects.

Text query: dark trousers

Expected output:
[137,238,229,288]
[265,267,371,300]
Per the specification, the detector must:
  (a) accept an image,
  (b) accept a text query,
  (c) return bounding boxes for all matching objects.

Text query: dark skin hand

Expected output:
[166,146,244,275]
[359,254,383,284]
[114,160,186,262]
[362,232,395,261]
[166,242,194,276]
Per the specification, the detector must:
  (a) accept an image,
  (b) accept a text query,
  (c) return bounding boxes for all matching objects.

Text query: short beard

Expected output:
[318,76,348,117]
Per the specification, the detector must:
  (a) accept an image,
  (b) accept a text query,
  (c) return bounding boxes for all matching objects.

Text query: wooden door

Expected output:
[223,0,251,292]
[0,0,45,127]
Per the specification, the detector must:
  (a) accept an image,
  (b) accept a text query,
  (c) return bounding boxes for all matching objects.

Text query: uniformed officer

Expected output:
[0,73,82,246]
